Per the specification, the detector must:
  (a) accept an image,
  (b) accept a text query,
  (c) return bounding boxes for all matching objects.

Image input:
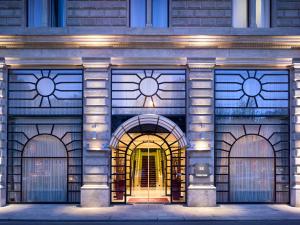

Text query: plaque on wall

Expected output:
[194,163,210,177]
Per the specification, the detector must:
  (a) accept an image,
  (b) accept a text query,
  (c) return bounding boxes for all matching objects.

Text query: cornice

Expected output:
[0,35,300,49]
[216,58,293,67]
[111,57,187,66]
[5,57,82,66]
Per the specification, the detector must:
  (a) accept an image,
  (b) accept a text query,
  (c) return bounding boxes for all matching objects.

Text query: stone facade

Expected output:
[0,59,6,206]
[171,0,232,27]
[81,58,111,207]
[2,0,300,28]
[187,59,216,206]
[0,0,299,208]
[67,0,128,27]
[0,0,24,27]
[291,60,300,207]
[273,0,300,27]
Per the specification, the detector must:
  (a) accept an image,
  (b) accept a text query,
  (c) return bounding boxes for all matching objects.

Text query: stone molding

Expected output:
[111,57,187,66]
[291,58,300,206]
[0,58,6,206]
[216,57,293,67]
[4,57,82,66]
[1,34,300,49]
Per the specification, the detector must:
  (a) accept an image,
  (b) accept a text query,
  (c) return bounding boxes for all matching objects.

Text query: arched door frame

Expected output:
[110,114,188,204]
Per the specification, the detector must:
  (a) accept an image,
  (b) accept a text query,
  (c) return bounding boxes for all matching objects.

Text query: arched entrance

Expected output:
[110,114,187,204]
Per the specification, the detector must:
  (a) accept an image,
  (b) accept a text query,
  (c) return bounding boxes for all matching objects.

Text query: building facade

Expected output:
[0,0,300,207]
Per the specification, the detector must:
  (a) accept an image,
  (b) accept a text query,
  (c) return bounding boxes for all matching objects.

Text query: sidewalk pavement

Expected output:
[0,204,300,221]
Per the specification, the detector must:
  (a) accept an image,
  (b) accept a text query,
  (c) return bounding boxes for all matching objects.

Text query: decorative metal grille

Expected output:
[7,117,82,203]
[9,69,83,115]
[215,69,289,116]
[8,69,83,203]
[215,117,289,203]
[214,69,290,203]
[111,69,186,115]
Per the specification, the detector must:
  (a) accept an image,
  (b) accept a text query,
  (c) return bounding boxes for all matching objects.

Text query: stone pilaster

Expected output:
[0,59,6,206]
[186,58,216,207]
[291,59,300,207]
[81,58,111,207]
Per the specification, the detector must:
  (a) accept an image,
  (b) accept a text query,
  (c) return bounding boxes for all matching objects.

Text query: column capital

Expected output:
[293,58,300,69]
[82,57,110,69]
[0,58,4,68]
[187,58,216,69]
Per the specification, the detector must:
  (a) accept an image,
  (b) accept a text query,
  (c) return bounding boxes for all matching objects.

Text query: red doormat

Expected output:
[127,198,169,204]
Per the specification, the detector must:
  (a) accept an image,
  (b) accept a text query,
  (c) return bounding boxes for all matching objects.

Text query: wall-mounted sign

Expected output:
[194,163,210,177]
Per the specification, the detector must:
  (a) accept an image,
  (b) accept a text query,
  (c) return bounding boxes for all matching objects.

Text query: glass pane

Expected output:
[51,0,66,27]
[130,0,146,27]
[152,0,168,28]
[232,0,248,28]
[9,69,83,116]
[28,0,48,27]
[256,0,270,28]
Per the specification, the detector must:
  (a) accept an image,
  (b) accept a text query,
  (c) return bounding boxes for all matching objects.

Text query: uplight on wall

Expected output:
[92,124,97,140]
[92,131,97,140]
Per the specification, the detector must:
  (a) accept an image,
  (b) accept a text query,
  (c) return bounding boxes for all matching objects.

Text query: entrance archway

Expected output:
[110,114,187,204]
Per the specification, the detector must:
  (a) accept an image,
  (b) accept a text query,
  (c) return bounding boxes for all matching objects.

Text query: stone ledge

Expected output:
[187,185,216,207]
[80,184,110,207]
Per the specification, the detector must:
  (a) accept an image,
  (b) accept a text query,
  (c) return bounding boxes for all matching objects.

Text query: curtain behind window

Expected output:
[130,0,146,27]
[27,0,48,27]
[22,135,67,202]
[152,0,168,28]
[230,135,275,202]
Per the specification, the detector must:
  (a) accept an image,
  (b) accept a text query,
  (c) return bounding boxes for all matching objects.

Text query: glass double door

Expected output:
[111,134,186,204]
[128,147,169,203]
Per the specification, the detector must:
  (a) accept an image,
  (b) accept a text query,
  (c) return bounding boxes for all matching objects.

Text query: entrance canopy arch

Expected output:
[110,114,188,150]
[110,114,187,204]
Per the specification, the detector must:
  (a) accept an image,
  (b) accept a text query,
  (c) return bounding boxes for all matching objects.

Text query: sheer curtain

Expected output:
[230,135,274,202]
[152,0,168,28]
[232,0,248,28]
[27,0,49,27]
[22,135,67,202]
[130,0,146,27]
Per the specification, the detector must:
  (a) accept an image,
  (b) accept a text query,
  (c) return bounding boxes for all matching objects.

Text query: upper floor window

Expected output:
[27,0,66,27]
[233,0,270,28]
[130,0,169,28]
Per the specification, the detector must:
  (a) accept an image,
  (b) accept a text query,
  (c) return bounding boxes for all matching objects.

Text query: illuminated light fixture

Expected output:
[199,133,205,140]
[92,131,97,140]
[92,124,97,140]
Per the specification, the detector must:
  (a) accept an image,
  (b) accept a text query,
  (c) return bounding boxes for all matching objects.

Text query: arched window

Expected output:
[22,135,67,202]
[230,135,274,202]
